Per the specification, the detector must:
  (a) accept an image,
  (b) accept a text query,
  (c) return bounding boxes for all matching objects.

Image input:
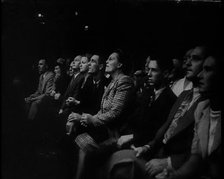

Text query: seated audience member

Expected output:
[168,58,185,87]
[56,57,66,65]
[115,54,177,149]
[107,45,209,179]
[58,55,83,116]
[167,50,221,179]
[66,54,110,135]
[37,61,70,121]
[73,49,134,179]
[66,57,74,78]
[25,59,54,120]
[171,48,194,97]
[50,62,70,102]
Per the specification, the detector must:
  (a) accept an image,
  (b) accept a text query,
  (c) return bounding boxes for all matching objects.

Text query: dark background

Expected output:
[2,0,221,93]
[1,0,222,179]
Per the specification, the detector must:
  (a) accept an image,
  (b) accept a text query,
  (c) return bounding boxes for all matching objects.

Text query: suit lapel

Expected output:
[166,91,190,127]
[198,107,210,158]
[41,72,48,93]
[171,99,199,137]
[211,113,221,154]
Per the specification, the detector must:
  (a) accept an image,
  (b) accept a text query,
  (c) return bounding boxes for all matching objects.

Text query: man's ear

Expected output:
[99,64,104,71]
[118,63,123,69]
[163,69,169,79]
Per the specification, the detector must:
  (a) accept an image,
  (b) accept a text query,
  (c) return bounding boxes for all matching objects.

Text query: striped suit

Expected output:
[75,73,134,152]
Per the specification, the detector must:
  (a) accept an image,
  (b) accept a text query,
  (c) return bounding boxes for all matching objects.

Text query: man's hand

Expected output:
[66,121,75,135]
[80,113,94,127]
[117,134,134,148]
[131,145,149,158]
[50,90,56,97]
[58,109,63,114]
[25,97,34,103]
[145,158,168,177]
[68,112,82,122]
[54,93,61,100]
[65,97,80,106]
[155,168,169,179]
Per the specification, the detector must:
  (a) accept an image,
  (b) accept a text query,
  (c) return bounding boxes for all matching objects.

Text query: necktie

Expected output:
[163,90,193,144]
[148,91,155,107]
[39,74,44,93]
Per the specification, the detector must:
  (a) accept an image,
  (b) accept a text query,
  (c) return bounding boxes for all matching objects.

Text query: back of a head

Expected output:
[149,52,173,73]
[113,49,130,74]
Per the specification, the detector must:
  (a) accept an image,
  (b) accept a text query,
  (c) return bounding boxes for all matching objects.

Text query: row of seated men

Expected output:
[24,46,221,179]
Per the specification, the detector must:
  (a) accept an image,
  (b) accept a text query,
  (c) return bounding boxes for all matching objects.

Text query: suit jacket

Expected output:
[92,73,134,139]
[147,89,201,169]
[31,71,54,101]
[53,74,70,96]
[60,72,85,110]
[192,99,221,158]
[76,75,110,115]
[168,99,221,179]
[131,87,177,146]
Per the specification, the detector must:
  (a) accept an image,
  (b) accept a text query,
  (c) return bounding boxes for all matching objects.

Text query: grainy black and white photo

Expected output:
[2,0,222,179]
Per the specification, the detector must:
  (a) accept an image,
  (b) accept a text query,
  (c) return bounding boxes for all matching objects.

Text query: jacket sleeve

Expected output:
[93,76,134,127]
[168,154,202,179]
[33,72,54,101]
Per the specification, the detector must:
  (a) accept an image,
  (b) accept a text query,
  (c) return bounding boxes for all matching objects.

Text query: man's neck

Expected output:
[93,71,102,82]
[73,70,80,76]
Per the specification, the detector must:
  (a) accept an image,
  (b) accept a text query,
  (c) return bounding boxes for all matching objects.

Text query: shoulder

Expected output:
[117,74,134,85]
[194,99,210,122]
[46,71,54,78]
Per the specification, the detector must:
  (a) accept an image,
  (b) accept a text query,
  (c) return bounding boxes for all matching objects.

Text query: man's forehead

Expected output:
[39,59,45,63]
[74,56,81,61]
[91,55,99,61]
[191,47,204,56]
[204,56,216,67]
[148,60,158,68]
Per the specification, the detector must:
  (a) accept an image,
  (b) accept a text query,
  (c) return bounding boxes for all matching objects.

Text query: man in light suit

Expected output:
[167,50,221,179]
[25,59,54,120]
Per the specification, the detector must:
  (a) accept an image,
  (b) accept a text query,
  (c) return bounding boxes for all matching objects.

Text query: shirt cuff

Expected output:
[167,157,173,171]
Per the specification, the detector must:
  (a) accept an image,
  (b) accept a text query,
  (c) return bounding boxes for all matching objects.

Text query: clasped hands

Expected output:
[65,97,80,106]
[131,145,169,178]
[67,112,94,128]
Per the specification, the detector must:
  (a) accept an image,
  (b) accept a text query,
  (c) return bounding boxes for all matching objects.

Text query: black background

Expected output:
[1,1,222,178]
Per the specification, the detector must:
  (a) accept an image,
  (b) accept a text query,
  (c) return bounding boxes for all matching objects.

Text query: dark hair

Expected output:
[149,53,173,73]
[54,62,67,75]
[113,49,130,74]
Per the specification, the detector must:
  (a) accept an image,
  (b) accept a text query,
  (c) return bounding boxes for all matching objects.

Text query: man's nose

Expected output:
[148,69,152,76]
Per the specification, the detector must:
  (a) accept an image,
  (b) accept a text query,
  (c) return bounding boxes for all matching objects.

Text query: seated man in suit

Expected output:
[25,59,54,120]
[66,53,110,135]
[73,49,134,179]
[167,49,221,179]
[107,45,209,179]
[115,53,177,149]
[58,55,84,116]
[171,48,193,97]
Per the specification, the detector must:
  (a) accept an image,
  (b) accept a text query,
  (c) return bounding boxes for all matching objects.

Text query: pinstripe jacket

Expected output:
[92,73,134,137]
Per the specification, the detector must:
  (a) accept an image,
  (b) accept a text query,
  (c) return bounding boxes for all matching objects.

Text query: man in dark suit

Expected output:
[108,45,209,179]
[25,59,54,120]
[58,55,84,116]
[66,54,110,135]
[115,54,177,148]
